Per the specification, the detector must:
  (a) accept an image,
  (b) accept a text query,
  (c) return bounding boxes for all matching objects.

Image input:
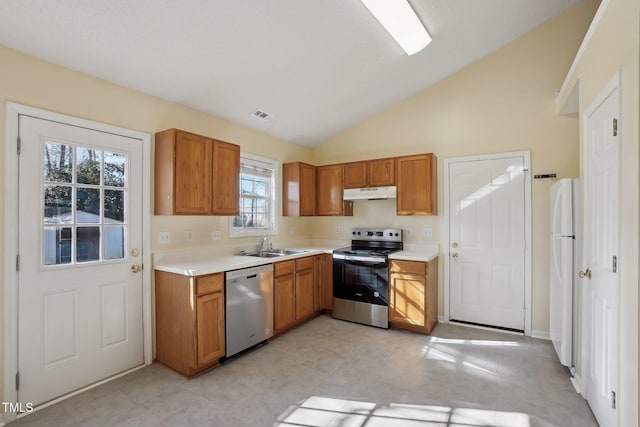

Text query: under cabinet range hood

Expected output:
[343,186,397,200]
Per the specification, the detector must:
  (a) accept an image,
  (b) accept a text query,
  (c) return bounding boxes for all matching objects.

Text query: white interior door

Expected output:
[582,76,620,427]
[448,155,526,330]
[18,115,144,406]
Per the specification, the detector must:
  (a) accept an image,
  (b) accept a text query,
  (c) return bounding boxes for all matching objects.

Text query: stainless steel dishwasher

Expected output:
[225,264,274,358]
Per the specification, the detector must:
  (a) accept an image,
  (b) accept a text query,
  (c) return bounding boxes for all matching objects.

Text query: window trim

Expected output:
[229,153,279,238]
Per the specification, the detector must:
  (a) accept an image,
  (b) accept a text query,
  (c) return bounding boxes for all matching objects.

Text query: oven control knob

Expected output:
[352,231,356,235]
[395,233,399,236]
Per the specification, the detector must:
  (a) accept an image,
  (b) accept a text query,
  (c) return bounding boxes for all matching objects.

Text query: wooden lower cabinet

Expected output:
[196,291,225,366]
[295,260,315,320]
[274,256,323,335]
[274,269,296,333]
[389,258,438,334]
[155,271,225,376]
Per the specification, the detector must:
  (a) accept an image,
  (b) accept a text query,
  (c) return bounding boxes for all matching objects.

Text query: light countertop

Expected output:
[153,246,337,276]
[154,244,439,276]
[389,245,439,262]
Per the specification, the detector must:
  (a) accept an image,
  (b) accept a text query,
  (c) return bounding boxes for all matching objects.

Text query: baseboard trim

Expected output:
[530,329,550,340]
[437,316,447,323]
[570,373,584,396]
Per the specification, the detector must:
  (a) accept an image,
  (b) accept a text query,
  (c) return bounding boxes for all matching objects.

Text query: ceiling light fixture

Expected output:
[360,0,431,56]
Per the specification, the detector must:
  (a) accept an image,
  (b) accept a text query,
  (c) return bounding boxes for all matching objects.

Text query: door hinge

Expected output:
[16,254,20,272]
[16,137,21,155]
[611,390,616,409]
[612,255,617,273]
[613,118,618,136]
[15,371,19,391]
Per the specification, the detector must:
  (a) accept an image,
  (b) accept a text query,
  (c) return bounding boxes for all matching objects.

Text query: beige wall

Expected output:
[312,1,599,335]
[0,44,314,409]
[557,0,639,424]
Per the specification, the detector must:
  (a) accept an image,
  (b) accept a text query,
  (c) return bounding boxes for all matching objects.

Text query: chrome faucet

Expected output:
[258,235,268,254]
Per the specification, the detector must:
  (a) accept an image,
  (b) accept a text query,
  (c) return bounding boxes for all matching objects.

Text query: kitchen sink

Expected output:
[243,249,309,258]
[243,252,283,258]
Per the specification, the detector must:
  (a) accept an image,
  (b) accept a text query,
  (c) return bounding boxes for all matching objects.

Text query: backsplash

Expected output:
[309,199,441,245]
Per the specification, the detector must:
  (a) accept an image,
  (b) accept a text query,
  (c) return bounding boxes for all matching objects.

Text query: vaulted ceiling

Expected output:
[0,0,584,147]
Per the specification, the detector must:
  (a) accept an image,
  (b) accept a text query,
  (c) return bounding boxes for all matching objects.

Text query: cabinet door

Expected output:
[343,161,368,189]
[369,158,395,187]
[295,268,314,321]
[283,162,316,217]
[274,274,295,333]
[211,140,240,215]
[174,131,212,214]
[313,255,323,313]
[396,153,437,215]
[196,291,225,366]
[389,272,426,327]
[300,163,317,216]
[322,253,333,310]
[317,164,344,215]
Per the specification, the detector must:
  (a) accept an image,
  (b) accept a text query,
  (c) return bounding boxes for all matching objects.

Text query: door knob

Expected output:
[131,264,143,273]
[579,269,591,279]
[451,252,459,258]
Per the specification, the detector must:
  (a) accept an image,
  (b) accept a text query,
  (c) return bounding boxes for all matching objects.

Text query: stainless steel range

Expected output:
[332,228,403,329]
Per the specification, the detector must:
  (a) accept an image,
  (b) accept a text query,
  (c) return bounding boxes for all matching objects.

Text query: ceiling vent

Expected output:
[251,110,273,121]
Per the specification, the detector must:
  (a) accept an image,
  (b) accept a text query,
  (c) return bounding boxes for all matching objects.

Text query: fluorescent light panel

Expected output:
[361,0,431,55]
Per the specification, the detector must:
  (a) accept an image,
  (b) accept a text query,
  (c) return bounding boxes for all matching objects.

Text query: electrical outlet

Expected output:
[336,225,342,234]
[186,230,193,241]
[158,231,171,244]
[423,227,433,237]
[211,230,221,241]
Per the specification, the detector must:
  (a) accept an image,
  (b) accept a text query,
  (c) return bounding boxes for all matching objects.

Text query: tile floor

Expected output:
[10,316,597,426]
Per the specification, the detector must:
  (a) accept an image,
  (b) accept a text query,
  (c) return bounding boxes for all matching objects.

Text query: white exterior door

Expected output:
[18,115,144,406]
[448,155,526,330]
[582,76,620,427]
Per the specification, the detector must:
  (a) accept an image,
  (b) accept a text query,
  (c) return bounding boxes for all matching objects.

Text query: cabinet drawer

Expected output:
[196,273,223,295]
[295,256,314,271]
[275,260,295,277]
[390,260,426,276]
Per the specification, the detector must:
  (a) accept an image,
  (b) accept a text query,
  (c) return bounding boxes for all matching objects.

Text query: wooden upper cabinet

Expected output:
[343,158,395,189]
[283,162,316,216]
[368,158,395,187]
[343,161,368,189]
[317,164,352,216]
[211,140,240,215]
[396,153,437,215]
[154,128,240,215]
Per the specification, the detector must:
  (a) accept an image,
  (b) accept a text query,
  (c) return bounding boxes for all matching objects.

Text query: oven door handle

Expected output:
[333,254,387,264]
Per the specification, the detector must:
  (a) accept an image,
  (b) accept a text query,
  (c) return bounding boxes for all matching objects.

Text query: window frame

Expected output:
[229,153,279,238]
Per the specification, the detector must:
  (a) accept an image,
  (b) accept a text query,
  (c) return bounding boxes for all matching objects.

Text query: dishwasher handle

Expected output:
[225,264,274,281]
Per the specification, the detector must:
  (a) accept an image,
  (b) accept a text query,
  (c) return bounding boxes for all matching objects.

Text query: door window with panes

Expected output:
[43,142,128,266]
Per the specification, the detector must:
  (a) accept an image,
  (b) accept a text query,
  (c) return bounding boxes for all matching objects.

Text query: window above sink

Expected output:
[229,153,279,238]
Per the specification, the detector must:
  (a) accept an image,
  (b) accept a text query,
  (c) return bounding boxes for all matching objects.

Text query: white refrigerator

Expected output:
[549,178,579,368]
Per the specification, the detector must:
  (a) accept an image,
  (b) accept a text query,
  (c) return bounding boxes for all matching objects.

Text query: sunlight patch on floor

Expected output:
[275,396,531,427]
